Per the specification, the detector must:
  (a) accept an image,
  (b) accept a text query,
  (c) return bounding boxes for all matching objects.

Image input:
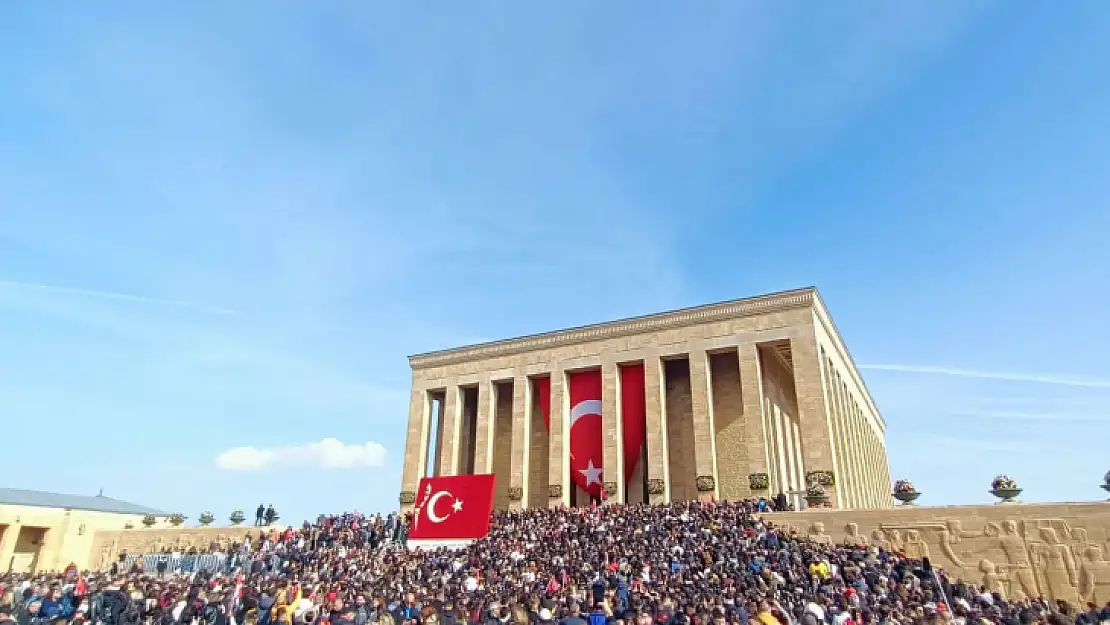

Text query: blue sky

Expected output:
[2,2,1108,523]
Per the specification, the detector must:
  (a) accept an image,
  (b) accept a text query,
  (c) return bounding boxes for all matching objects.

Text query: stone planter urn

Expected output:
[892,479,920,506]
[990,474,1021,503]
[804,483,829,508]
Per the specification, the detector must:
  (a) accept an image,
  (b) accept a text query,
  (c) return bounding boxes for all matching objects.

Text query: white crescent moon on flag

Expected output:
[425,490,453,523]
[570,399,602,426]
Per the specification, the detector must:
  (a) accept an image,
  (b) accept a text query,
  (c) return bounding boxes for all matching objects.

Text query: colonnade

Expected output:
[401,334,893,510]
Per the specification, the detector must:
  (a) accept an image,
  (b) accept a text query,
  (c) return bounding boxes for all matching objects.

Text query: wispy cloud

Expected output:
[0,279,239,317]
[215,438,388,471]
[859,364,1110,389]
[948,409,1109,423]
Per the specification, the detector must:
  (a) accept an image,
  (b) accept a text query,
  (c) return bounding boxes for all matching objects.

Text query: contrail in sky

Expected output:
[0,279,239,317]
[859,364,1110,389]
[949,409,1108,423]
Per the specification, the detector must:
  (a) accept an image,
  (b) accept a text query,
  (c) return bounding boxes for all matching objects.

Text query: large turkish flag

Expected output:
[620,364,646,482]
[568,370,604,497]
[541,368,645,498]
[408,474,496,540]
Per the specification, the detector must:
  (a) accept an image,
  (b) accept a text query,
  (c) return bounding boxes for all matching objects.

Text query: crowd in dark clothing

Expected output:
[256,506,279,528]
[2,502,1108,625]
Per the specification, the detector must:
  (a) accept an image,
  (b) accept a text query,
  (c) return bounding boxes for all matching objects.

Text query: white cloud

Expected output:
[215,438,387,471]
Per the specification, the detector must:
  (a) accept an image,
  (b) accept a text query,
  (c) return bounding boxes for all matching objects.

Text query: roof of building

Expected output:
[0,488,169,516]
[405,286,886,429]
[408,286,822,365]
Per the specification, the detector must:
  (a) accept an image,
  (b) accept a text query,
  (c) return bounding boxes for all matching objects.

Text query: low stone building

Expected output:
[0,488,169,572]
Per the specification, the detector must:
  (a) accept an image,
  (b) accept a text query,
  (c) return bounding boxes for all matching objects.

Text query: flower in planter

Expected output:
[991,475,1018,491]
[168,513,186,527]
[141,514,157,527]
[748,473,770,491]
[806,482,827,498]
[229,509,246,525]
[805,470,835,487]
[199,511,215,526]
[893,479,917,494]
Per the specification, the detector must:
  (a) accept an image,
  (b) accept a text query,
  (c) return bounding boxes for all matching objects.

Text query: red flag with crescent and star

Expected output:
[408,473,496,540]
[539,368,645,501]
[620,364,646,482]
[567,370,604,497]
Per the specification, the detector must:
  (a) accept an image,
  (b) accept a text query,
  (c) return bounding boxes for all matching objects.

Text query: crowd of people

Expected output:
[2,500,1107,625]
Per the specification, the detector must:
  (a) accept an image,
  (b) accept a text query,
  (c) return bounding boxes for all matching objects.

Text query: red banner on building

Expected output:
[568,369,604,497]
[620,364,646,482]
[408,474,496,540]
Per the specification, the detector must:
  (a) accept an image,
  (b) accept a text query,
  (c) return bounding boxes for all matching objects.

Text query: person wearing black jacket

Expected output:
[97,586,130,625]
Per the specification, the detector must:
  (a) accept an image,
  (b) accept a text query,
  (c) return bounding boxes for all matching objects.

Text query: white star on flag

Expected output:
[579,459,603,485]
[452,499,464,513]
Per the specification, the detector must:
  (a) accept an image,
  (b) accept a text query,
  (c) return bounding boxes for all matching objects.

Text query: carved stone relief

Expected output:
[88,527,260,570]
[767,506,1110,605]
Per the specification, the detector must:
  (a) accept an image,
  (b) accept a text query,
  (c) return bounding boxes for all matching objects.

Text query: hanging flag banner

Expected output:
[408,473,496,541]
[567,369,604,497]
[619,363,646,482]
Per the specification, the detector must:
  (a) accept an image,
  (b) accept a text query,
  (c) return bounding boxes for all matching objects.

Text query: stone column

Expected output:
[869,429,879,507]
[837,377,855,507]
[738,343,769,499]
[847,386,864,508]
[508,375,532,509]
[548,368,570,508]
[843,390,861,508]
[688,348,719,501]
[771,406,788,498]
[827,373,850,507]
[790,418,804,500]
[437,385,462,477]
[879,441,892,507]
[783,410,799,498]
[472,378,496,474]
[789,334,839,508]
[862,414,875,508]
[0,523,20,572]
[399,388,431,510]
[869,429,881,507]
[851,407,865,507]
[643,354,670,504]
[601,361,624,503]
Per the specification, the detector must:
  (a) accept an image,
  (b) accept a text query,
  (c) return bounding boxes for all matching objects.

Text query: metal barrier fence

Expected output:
[120,553,232,574]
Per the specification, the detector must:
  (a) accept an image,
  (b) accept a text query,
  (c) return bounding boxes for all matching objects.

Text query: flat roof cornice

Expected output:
[409,287,818,369]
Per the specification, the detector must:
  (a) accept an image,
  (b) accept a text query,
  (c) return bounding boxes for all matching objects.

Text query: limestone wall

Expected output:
[765,501,1110,606]
[88,526,267,571]
[710,352,749,502]
[1,504,163,573]
[664,359,696,503]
